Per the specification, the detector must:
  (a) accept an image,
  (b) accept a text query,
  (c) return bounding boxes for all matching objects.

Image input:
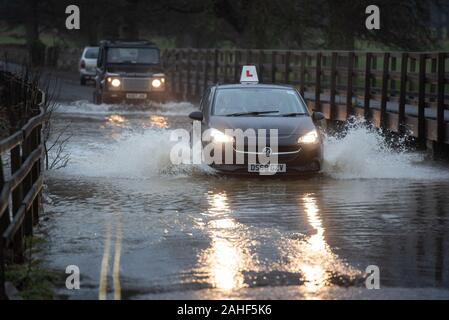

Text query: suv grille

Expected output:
[122,78,150,91]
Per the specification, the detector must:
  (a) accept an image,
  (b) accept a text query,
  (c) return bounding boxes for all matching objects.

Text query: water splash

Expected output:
[61,128,214,178]
[322,119,449,180]
[55,100,197,117]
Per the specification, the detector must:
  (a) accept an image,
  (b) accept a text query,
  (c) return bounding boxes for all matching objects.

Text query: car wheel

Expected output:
[80,76,86,86]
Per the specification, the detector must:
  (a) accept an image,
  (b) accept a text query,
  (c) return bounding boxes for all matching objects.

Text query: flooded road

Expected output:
[41,97,449,300]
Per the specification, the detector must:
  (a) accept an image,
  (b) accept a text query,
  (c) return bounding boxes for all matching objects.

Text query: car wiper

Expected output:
[280,112,308,117]
[226,110,279,116]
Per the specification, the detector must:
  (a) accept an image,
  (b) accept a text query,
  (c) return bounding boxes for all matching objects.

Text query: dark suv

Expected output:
[93,39,166,104]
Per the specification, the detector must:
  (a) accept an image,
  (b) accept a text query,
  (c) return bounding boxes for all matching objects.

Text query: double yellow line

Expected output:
[99,216,123,300]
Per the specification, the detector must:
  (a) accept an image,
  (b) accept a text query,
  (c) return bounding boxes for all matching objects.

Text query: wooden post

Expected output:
[346,52,355,118]
[203,50,210,92]
[185,49,192,99]
[177,51,183,100]
[33,124,42,225]
[437,53,446,144]
[22,133,33,238]
[364,53,372,121]
[194,51,201,99]
[0,158,7,300]
[380,52,390,129]
[330,52,337,120]
[315,52,322,112]
[213,49,219,84]
[271,51,277,83]
[300,52,306,97]
[11,144,24,263]
[258,50,264,83]
[398,53,408,133]
[284,51,291,84]
[234,50,240,83]
[418,54,426,144]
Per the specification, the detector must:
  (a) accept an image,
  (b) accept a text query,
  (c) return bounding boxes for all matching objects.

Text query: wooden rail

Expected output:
[163,49,449,145]
[0,71,45,299]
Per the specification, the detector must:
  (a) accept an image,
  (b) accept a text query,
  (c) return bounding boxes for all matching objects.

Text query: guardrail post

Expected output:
[437,53,446,144]
[258,50,264,83]
[22,132,33,238]
[10,143,24,263]
[330,52,337,120]
[213,49,219,84]
[186,49,192,99]
[284,52,291,84]
[418,54,426,145]
[203,50,210,92]
[380,52,390,129]
[0,236,4,300]
[194,51,201,99]
[364,53,373,121]
[0,158,7,300]
[234,50,240,83]
[300,52,306,97]
[398,53,408,133]
[346,52,355,118]
[271,51,277,83]
[315,52,322,112]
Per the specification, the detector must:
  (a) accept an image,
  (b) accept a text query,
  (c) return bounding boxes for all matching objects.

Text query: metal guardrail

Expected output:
[163,48,449,145]
[0,71,45,299]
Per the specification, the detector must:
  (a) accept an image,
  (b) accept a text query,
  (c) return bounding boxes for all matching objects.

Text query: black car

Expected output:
[188,67,324,175]
[93,39,166,104]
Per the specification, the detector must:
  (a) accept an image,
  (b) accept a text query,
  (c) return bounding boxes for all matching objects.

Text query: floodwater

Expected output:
[40,100,449,300]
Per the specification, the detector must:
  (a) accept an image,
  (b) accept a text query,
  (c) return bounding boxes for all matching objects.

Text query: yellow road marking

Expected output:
[99,221,112,300]
[113,220,123,300]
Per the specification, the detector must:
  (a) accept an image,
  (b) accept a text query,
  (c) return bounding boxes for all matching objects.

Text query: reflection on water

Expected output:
[299,194,332,293]
[196,191,256,291]
[107,114,127,126]
[149,115,169,129]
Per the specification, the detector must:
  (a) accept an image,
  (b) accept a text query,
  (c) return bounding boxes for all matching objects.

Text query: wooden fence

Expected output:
[0,71,45,299]
[163,49,449,145]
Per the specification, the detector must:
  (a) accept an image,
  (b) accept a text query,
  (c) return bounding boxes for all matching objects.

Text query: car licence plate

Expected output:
[248,163,286,174]
[126,93,147,99]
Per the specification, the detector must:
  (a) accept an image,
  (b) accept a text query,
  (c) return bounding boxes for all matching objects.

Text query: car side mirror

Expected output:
[189,111,203,121]
[312,111,325,121]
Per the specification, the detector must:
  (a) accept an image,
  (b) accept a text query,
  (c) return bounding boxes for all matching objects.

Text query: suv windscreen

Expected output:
[107,47,159,64]
[212,88,308,116]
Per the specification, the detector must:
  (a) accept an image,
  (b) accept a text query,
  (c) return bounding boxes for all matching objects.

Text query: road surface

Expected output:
[39,72,449,300]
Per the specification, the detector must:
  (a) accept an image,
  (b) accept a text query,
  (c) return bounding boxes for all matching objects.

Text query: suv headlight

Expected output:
[298,130,319,144]
[108,77,121,88]
[210,129,234,143]
[152,79,162,88]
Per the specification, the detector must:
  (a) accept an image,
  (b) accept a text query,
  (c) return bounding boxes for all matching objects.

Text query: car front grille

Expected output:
[122,78,150,91]
[233,144,301,155]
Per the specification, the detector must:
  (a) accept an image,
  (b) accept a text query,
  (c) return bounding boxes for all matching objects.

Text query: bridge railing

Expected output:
[163,48,449,145]
[0,71,45,299]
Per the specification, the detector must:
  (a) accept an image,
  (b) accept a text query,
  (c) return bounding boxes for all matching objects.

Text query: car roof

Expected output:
[214,83,296,90]
[99,39,158,48]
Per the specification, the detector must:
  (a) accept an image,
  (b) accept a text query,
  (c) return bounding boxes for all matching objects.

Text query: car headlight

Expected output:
[110,78,121,87]
[298,130,319,144]
[210,129,234,143]
[152,79,162,88]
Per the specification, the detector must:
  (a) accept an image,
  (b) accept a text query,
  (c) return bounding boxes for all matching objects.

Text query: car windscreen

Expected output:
[212,88,308,116]
[84,48,99,59]
[107,47,159,64]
